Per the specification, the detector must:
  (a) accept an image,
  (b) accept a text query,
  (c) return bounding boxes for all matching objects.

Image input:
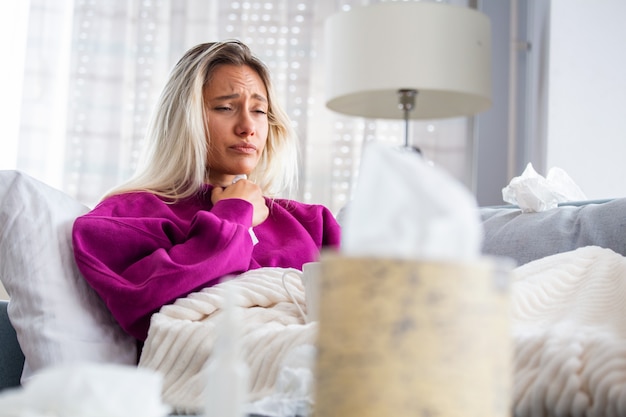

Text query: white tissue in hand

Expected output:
[341,143,482,261]
[502,163,587,212]
[0,364,171,417]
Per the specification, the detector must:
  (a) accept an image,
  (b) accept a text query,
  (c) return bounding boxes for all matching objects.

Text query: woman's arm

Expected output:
[72,195,255,341]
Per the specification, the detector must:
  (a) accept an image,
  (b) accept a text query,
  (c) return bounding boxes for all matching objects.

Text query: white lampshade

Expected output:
[324,2,492,120]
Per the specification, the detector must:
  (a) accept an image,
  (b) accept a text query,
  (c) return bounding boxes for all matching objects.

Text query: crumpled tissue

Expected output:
[341,142,482,261]
[0,363,171,417]
[502,163,587,213]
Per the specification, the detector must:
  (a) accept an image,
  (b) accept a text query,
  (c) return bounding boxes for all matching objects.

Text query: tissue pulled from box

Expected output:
[502,163,587,212]
[341,143,482,261]
[0,363,171,417]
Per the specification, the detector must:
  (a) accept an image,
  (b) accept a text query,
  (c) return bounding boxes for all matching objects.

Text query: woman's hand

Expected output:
[211,179,269,226]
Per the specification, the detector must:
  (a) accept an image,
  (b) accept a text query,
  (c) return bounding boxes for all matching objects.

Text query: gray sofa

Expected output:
[0,299,24,391]
[2,196,625,394]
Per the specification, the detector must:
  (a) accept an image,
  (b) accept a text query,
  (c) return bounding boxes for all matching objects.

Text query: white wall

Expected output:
[547,0,626,199]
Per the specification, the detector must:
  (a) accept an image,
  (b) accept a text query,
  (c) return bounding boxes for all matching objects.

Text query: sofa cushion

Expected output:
[0,170,137,384]
[480,198,626,266]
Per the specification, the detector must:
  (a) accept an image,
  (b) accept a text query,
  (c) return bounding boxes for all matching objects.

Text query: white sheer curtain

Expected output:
[12,0,471,213]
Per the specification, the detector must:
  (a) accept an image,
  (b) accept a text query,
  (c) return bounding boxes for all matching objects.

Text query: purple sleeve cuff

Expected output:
[210,198,254,228]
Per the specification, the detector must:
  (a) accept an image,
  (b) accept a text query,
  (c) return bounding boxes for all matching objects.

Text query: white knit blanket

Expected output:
[512,246,626,417]
[139,246,626,417]
[138,267,317,414]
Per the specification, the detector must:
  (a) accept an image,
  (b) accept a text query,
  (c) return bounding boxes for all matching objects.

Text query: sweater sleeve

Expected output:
[72,195,255,341]
[320,205,342,249]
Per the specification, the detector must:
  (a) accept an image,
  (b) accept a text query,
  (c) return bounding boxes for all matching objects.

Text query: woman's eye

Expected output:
[254,109,267,115]
[215,106,232,111]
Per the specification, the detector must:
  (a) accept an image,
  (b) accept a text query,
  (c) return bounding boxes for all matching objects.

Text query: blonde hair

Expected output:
[107,40,299,200]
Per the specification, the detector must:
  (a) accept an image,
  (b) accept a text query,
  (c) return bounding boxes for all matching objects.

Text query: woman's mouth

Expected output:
[230,143,257,154]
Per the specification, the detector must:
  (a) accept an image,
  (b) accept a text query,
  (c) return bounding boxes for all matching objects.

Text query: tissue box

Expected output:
[315,255,512,417]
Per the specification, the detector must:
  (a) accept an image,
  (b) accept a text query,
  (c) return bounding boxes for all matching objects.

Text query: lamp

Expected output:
[324,2,492,149]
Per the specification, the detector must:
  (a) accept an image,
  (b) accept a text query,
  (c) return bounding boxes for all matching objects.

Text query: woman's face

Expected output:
[204,64,269,186]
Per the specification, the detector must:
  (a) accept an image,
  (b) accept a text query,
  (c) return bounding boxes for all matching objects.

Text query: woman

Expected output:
[72,40,341,342]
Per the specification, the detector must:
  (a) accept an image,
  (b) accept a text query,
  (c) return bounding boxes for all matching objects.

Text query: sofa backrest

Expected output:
[480,198,626,266]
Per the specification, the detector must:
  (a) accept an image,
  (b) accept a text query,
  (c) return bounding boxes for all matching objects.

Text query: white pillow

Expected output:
[0,170,137,383]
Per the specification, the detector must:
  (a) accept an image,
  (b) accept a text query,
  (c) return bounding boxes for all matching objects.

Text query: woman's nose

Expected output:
[235,112,255,137]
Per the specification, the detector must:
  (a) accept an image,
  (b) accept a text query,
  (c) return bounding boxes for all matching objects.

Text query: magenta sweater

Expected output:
[72,186,341,341]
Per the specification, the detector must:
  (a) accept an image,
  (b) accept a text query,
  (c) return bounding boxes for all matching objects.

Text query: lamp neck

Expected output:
[397,89,418,149]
